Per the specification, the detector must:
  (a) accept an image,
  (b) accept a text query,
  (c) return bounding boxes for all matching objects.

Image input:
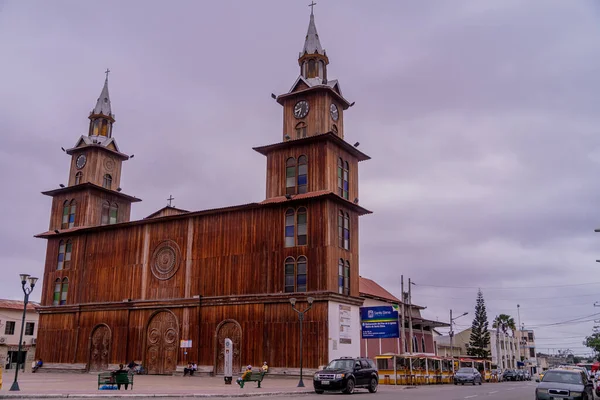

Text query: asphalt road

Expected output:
[52,381,536,400]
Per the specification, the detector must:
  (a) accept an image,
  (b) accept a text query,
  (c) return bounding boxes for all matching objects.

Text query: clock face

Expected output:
[76,154,87,169]
[294,100,309,119]
[330,103,339,121]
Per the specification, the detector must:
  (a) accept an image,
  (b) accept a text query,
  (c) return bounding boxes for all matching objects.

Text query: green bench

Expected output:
[237,371,266,388]
[97,371,134,390]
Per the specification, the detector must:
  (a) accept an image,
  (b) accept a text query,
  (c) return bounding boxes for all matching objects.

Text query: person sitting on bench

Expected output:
[32,359,43,373]
[184,362,194,376]
[112,364,129,390]
[236,365,252,385]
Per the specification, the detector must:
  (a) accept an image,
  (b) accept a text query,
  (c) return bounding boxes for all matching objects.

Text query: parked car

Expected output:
[516,370,525,381]
[492,369,504,382]
[453,367,483,385]
[503,369,518,381]
[313,357,379,394]
[535,368,593,400]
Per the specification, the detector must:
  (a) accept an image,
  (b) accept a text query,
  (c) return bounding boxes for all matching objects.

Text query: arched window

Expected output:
[308,59,316,77]
[57,240,72,270]
[318,61,324,78]
[296,207,307,245]
[75,172,82,185]
[295,122,307,139]
[101,201,110,225]
[284,256,307,293]
[284,257,295,293]
[412,336,418,353]
[286,157,296,195]
[337,158,349,199]
[297,256,307,292]
[422,337,426,353]
[297,156,308,194]
[103,174,112,189]
[100,119,108,136]
[109,203,118,224]
[63,199,76,229]
[53,279,61,305]
[338,259,344,294]
[285,209,295,247]
[61,200,70,229]
[343,212,349,250]
[344,260,350,295]
[338,211,344,248]
[60,278,68,305]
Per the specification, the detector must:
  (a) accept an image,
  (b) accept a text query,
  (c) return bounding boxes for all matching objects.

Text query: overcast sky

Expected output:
[1,0,600,356]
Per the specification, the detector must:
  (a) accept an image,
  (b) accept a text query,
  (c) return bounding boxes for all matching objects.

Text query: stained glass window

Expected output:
[103,174,112,189]
[53,279,61,305]
[297,207,307,246]
[75,172,82,185]
[285,257,295,293]
[109,203,118,224]
[297,155,308,194]
[338,259,344,294]
[60,278,68,305]
[285,209,295,247]
[344,261,350,296]
[57,240,65,270]
[296,256,307,292]
[101,201,110,225]
[286,157,296,195]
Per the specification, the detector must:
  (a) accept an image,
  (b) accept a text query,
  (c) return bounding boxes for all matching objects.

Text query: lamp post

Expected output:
[290,296,314,388]
[449,309,468,374]
[10,274,38,392]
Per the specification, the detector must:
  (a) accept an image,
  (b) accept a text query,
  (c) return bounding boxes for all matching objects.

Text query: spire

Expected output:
[301,3,325,56]
[92,69,112,117]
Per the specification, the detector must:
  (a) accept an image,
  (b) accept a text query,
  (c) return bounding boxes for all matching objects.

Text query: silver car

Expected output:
[453,367,482,385]
[535,369,593,400]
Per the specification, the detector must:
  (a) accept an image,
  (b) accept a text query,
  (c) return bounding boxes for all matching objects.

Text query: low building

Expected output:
[436,327,520,369]
[518,329,538,374]
[358,277,448,358]
[0,300,39,370]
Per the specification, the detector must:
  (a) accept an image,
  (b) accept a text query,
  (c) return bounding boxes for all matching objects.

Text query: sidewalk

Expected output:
[0,371,314,398]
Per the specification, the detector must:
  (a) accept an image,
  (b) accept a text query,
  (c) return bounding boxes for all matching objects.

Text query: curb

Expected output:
[0,390,314,399]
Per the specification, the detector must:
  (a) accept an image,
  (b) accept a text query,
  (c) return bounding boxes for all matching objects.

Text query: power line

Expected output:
[416,292,599,301]
[414,281,600,290]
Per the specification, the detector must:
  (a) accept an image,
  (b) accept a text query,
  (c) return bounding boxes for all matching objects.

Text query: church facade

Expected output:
[35,11,372,374]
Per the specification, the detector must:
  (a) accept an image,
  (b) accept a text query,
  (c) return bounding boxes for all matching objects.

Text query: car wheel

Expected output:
[472,380,476,386]
[368,377,378,393]
[343,379,355,394]
[315,390,324,394]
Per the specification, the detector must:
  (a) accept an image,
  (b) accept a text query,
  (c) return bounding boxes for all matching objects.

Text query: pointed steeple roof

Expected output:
[301,9,325,56]
[92,71,112,116]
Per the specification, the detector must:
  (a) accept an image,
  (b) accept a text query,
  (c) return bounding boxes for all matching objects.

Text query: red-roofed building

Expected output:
[359,277,449,358]
[0,299,39,371]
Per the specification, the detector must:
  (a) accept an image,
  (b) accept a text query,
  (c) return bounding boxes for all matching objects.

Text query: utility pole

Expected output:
[408,278,413,354]
[401,275,406,354]
[450,309,454,373]
[517,304,522,365]
[496,316,501,371]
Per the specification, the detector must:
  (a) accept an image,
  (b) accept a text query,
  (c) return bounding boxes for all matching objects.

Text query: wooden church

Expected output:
[35,9,372,374]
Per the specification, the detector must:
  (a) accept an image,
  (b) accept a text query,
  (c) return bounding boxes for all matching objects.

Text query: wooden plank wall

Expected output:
[282,92,344,140]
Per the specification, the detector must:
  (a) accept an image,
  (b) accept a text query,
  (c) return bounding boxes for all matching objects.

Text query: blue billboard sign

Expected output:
[360,306,399,339]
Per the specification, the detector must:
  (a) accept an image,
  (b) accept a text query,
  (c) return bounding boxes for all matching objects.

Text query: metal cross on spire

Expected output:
[308,1,316,15]
[104,68,111,82]
[167,195,174,207]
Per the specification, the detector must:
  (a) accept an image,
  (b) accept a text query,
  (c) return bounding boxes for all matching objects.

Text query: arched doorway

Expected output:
[145,311,179,375]
[89,324,111,371]
[215,320,242,374]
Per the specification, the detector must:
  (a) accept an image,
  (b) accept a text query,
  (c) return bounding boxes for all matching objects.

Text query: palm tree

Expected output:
[492,314,516,336]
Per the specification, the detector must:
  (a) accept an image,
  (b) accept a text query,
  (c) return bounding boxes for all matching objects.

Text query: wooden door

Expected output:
[215,320,242,374]
[89,325,111,371]
[146,311,179,375]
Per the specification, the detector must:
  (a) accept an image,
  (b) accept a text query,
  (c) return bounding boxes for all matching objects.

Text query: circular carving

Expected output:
[151,240,181,280]
[165,328,177,344]
[104,157,115,172]
[148,328,161,344]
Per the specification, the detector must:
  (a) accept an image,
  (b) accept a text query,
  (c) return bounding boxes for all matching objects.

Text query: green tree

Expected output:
[584,333,600,360]
[492,314,516,336]
[467,289,491,358]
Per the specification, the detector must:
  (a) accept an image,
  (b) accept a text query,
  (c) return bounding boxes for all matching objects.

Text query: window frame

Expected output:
[25,322,35,336]
[101,201,110,225]
[103,174,112,189]
[338,259,344,294]
[75,171,82,185]
[343,260,350,295]
[53,279,61,305]
[295,122,307,139]
[60,277,69,305]
[4,321,15,335]
[109,203,118,224]
[284,256,307,293]
[296,207,307,246]
[67,200,76,228]
[286,157,296,195]
[285,209,295,248]
[297,155,308,194]
[337,158,349,199]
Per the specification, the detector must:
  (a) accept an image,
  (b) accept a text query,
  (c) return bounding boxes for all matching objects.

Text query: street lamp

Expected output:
[449,310,468,374]
[290,296,314,388]
[10,274,38,392]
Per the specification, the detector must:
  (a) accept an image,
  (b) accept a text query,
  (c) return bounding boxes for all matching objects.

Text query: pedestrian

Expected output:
[184,362,193,376]
[236,365,253,387]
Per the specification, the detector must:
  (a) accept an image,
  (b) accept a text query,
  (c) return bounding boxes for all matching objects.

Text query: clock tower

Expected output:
[42,72,140,232]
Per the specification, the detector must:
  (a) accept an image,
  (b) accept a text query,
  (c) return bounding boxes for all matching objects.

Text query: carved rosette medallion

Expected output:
[104,157,115,172]
[151,240,181,280]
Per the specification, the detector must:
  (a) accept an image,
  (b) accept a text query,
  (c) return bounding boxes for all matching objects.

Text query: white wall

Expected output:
[328,301,360,362]
[0,308,39,346]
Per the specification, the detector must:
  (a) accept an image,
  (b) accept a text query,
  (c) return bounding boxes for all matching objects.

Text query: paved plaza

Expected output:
[0,370,316,398]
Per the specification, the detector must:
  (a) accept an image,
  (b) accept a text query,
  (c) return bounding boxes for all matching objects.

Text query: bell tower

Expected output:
[42,71,140,232]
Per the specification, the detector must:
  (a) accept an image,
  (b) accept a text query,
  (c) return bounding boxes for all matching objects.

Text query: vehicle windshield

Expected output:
[457,368,474,374]
[325,359,355,370]
[542,371,583,385]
